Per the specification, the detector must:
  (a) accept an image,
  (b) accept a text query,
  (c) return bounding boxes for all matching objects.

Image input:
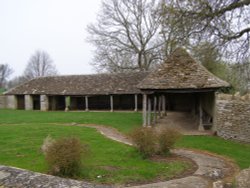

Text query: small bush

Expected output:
[130,127,157,157]
[157,127,181,156]
[41,135,55,154]
[44,136,87,177]
[130,127,181,158]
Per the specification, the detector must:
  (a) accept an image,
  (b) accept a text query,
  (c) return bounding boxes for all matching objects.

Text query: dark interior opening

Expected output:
[16,95,25,109]
[33,95,41,110]
[88,95,110,110]
[70,96,85,110]
[49,96,66,110]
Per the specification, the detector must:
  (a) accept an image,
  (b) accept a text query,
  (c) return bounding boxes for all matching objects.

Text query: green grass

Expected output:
[0,123,188,185]
[0,109,141,133]
[0,108,250,182]
[176,136,250,169]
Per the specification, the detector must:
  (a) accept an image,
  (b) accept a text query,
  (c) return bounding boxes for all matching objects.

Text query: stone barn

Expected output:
[4,48,229,132]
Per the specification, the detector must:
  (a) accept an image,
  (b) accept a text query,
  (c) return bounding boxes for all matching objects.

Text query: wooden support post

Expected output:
[153,96,157,125]
[65,96,70,111]
[142,94,147,127]
[158,95,162,118]
[85,96,89,111]
[199,97,204,131]
[147,97,151,126]
[134,94,138,112]
[110,95,113,112]
[51,96,56,111]
[162,95,166,116]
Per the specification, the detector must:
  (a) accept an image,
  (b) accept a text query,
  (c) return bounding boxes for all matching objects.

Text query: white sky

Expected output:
[0,0,102,79]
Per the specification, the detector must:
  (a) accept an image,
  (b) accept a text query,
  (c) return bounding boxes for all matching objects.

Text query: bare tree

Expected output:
[7,75,27,89]
[87,0,163,72]
[161,0,250,60]
[0,64,13,88]
[24,50,58,80]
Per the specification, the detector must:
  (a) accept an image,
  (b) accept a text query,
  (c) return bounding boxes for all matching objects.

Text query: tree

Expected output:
[229,59,250,94]
[162,0,250,60]
[87,0,163,72]
[0,64,13,88]
[192,42,230,84]
[7,76,27,89]
[24,50,58,80]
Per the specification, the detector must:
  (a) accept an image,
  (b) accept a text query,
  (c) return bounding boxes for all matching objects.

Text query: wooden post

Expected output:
[199,97,204,131]
[65,96,70,111]
[143,94,147,127]
[158,95,162,118]
[162,95,166,116]
[147,97,151,126]
[51,96,56,111]
[153,96,157,125]
[85,96,89,111]
[110,95,113,112]
[134,94,138,112]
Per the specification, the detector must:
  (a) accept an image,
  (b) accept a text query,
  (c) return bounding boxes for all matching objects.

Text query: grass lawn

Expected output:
[176,135,250,169]
[0,110,188,185]
[0,109,249,185]
[0,109,141,133]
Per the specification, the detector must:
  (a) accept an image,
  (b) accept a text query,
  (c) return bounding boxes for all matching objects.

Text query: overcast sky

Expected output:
[0,0,102,79]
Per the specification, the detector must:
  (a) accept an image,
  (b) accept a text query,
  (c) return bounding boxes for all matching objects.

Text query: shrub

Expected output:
[41,135,55,154]
[44,136,87,177]
[130,127,181,158]
[130,127,157,157]
[157,127,181,156]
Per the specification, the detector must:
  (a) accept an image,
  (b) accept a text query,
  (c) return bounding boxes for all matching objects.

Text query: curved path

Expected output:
[0,124,239,188]
[82,124,239,188]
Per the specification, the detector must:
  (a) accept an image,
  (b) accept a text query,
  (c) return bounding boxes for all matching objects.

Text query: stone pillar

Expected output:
[65,96,70,111]
[7,95,17,109]
[85,96,89,111]
[134,94,138,112]
[25,95,33,110]
[147,97,151,126]
[142,94,147,127]
[110,95,113,112]
[40,95,49,111]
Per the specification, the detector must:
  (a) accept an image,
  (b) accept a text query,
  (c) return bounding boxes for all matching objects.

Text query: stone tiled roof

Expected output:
[138,48,230,90]
[5,72,148,95]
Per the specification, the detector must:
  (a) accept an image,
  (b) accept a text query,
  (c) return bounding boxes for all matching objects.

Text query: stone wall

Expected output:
[6,95,17,109]
[0,95,6,109]
[215,94,250,143]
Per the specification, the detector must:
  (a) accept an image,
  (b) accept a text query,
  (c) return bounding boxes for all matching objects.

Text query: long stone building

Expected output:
[4,48,229,131]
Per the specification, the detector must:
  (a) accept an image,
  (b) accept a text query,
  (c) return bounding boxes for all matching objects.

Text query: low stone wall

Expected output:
[0,95,6,109]
[0,165,110,188]
[215,94,250,143]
